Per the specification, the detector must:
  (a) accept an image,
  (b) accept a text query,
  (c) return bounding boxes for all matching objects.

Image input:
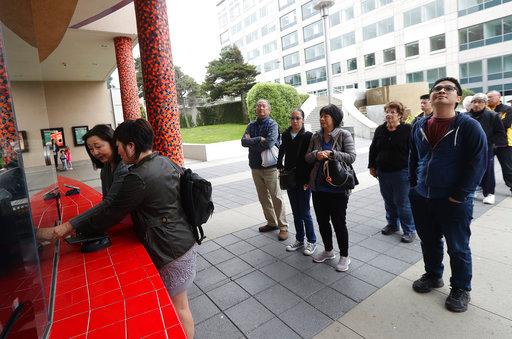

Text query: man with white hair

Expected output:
[469,93,507,204]
[487,90,512,196]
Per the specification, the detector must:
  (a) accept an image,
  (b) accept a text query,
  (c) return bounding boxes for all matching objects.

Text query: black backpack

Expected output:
[169,161,214,245]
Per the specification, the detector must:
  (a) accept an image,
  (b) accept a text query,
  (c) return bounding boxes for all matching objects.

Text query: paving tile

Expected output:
[245,234,277,247]
[348,244,380,262]
[306,287,357,320]
[254,284,302,315]
[188,283,203,300]
[225,298,274,334]
[204,248,236,265]
[259,261,300,282]
[197,240,222,255]
[350,224,381,237]
[347,231,368,244]
[235,270,277,295]
[247,317,300,339]
[190,294,221,324]
[305,262,347,285]
[279,301,332,338]
[368,254,412,275]
[350,264,396,288]
[281,273,326,299]
[325,256,365,271]
[216,257,254,278]
[214,234,241,247]
[282,252,317,271]
[358,237,396,253]
[207,281,251,310]
[259,241,294,259]
[194,313,243,339]
[385,246,423,264]
[225,240,256,256]
[330,275,378,302]
[196,255,212,272]
[195,266,229,292]
[240,249,278,268]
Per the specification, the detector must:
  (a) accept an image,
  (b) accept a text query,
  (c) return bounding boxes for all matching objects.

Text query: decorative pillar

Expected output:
[114,36,140,120]
[133,0,183,165]
[0,27,18,166]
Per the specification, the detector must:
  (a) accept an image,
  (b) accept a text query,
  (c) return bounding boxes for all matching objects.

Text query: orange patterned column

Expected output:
[133,0,183,165]
[0,26,18,166]
[114,36,140,120]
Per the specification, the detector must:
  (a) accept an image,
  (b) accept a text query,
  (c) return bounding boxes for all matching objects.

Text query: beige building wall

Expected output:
[367,82,430,119]
[11,81,114,167]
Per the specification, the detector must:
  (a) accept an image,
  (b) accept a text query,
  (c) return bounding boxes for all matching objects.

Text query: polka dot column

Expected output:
[0,27,18,166]
[134,0,183,165]
[114,36,141,121]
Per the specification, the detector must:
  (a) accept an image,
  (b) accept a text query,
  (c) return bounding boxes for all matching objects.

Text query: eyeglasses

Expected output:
[290,117,302,121]
[431,85,458,93]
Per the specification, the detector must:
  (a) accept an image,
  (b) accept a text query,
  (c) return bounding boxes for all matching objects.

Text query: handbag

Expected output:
[322,136,357,189]
[279,168,297,190]
[261,145,279,167]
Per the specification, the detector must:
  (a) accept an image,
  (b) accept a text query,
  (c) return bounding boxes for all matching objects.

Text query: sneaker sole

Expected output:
[313,255,336,263]
[303,248,317,256]
[286,246,303,252]
[412,281,444,293]
[336,259,351,272]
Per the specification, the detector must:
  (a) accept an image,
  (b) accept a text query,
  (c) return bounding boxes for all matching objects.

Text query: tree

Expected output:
[461,88,474,103]
[175,66,200,107]
[135,57,144,98]
[203,45,259,122]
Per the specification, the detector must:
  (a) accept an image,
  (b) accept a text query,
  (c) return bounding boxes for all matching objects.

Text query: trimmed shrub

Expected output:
[246,83,308,132]
[196,101,244,126]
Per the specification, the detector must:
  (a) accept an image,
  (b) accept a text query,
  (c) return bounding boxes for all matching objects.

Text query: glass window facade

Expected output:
[263,41,278,54]
[304,43,325,63]
[487,54,512,80]
[330,31,355,51]
[426,67,447,87]
[279,0,295,10]
[264,59,280,72]
[280,10,297,31]
[281,31,298,50]
[430,34,446,51]
[459,16,512,51]
[332,62,342,74]
[460,60,483,84]
[366,79,380,88]
[381,76,397,86]
[245,30,258,44]
[405,41,419,57]
[406,71,425,83]
[404,0,444,27]
[306,66,327,84]
[383,47,396,62]
[362,0,393,14]
[283,51,300,69]
[302,1,318,20]
[285,73,302,86]
[458,0,511,17]
[347,57,358,71]
[261,22,276,36]
[303,20,323,42]
[363,17,394,40]
[364,53,376,67]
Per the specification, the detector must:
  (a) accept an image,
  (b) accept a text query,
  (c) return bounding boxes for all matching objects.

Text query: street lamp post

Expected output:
[314,0,335,104]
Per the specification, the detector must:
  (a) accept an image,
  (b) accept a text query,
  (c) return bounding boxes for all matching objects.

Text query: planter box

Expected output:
[183,140,247,162]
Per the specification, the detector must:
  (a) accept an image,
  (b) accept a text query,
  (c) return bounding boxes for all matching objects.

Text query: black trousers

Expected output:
[495,146,512,192]
[312,191,349,256]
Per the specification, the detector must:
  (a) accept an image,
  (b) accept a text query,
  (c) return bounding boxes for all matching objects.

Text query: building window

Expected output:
[347,58,357,71]
[220,31,229,45]
[229,3,241,19]
[487,54,512,80]
[263,41,278,54]
[330,31,355,51]
[332,62,341,75]
[218,12,228,27]
[362,0,393,14]
[381,76,397,86]
[426,67,446,87]
[406,71,424,83]
[459,16,512,51]
[234,38,244,48]
[459,60,483,84]
[458,0,510,17]
[430,34,446,52]
[366,79,380,89]
[285,73,302,86]
[243,0,257,10]
[487,83,512,96]
[261,22,276,36]
[280,10,297,31]
[230,21,242,35]
[363,17,394,40]
[405,41,419,57]
[260,3,276,18]
[264,59,280,72]
[245,30,259,44]
[383,47,395,62]
[306,67,327,84]
[281,31,298,50]
[302,1,318,20]
[303,20,323,42]
[244,12,257,27]
[283,52,300,70]
[279,0,295,10]
[247,48,260,61]
[364,53,376,67]
[304,43,325,63]
[404,0,444,27]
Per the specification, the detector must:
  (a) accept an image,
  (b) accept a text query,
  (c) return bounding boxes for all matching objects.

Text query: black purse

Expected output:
[322,136,357,189]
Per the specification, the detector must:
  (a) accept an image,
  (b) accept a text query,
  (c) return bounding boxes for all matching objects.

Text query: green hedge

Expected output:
[196,101,244,126]
[246,83,308,133]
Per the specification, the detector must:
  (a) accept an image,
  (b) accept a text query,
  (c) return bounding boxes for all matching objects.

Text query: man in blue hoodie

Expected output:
[409,77,487,313]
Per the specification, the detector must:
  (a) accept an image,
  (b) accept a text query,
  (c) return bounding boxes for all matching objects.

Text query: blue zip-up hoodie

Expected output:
[241,116,279,169]
[409,112,487,201]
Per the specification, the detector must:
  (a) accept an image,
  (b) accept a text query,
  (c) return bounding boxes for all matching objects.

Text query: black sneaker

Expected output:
[381,225,398,235]
[412,273,444,293]
[445,288,470,312]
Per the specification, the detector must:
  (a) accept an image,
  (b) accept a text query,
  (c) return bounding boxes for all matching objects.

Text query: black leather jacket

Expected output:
[73,153,196,268]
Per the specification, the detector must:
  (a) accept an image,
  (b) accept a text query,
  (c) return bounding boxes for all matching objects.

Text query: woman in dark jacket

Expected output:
[277,108,316,255]
[368,101,416,243]
[41,119,197,338]
[305,104,356,272]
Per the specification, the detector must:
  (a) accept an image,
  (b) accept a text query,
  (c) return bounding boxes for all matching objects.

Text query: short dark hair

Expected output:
[319,104,343,128]
[291,108,305,119]
[420,94,430,100]
[82,124,120,169]
[430,77,463,96]
[113,119,154,160]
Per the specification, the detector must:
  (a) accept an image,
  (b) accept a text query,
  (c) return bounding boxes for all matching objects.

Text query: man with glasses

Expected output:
[409,77,487,312]
[242,99,288,240]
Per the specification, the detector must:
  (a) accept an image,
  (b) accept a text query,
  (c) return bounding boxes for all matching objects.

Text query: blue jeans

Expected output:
[378,168,416,235]
[410,189,473,290]
[286,186,316,243]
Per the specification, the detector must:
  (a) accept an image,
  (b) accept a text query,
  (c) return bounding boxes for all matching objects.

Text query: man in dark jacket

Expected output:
[487,90,512,195]
[242,99,288,240]
[469,93,507,204]
[409,77,487,313]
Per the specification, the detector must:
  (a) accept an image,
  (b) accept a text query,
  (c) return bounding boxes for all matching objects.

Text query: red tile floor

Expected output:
[32,177,186,338]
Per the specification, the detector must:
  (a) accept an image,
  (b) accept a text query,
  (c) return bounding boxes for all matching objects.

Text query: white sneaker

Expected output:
[303,242,317,256]
[336,256,351,272]
[313,250,336,263]
[483,194,495,205]
[286,240,303,252]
